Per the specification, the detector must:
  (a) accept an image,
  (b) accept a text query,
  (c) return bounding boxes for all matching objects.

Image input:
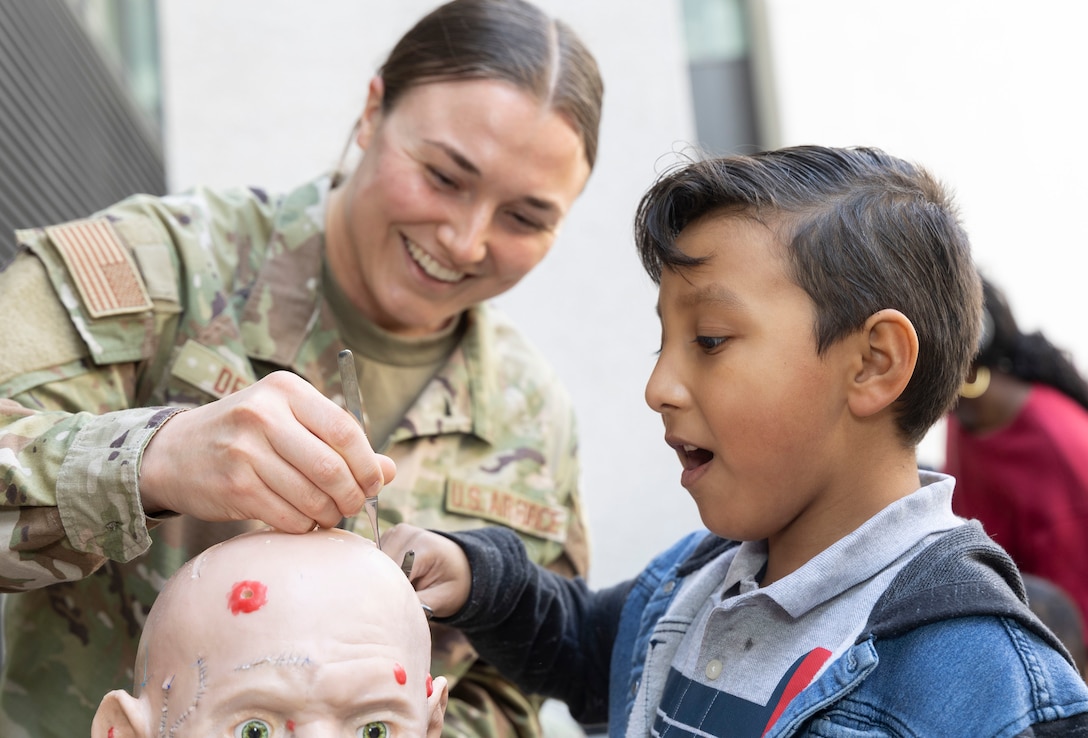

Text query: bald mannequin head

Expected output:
[92,528,446,738]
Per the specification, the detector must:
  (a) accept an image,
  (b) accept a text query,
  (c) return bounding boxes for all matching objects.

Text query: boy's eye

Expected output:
[235,719,272,738]
[358,722,389,738]
[694,336,728,351]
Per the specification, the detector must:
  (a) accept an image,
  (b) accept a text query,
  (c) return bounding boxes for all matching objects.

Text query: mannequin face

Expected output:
[92,528,446,738]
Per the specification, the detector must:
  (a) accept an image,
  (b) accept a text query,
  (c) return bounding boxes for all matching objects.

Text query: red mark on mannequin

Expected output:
[426,673,434,697]
[286,720,296,731]
[393,663,407,685]
[228,580,268,614]
[108,729,116,738]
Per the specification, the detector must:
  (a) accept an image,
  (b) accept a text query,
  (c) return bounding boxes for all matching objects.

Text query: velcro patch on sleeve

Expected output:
[171,339,254,399]
[445,478,569,543]
[46,219,153,318]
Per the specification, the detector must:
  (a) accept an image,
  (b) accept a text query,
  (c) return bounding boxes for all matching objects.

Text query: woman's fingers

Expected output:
[140,371,396,530]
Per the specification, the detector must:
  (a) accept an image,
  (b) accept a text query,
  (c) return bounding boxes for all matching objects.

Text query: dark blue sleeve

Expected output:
[439,526,634,725]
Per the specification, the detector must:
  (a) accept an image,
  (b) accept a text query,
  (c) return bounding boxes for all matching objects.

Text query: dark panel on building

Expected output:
[0,0,165,266]
[689,57,760,156]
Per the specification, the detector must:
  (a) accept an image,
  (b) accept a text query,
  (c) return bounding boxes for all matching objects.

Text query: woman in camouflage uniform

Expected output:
[0,1,602,736]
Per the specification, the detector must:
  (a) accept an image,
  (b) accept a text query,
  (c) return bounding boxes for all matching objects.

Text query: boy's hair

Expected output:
[634,145,982,445]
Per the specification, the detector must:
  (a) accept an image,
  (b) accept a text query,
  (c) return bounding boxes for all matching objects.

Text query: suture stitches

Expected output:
[157,656,208,738]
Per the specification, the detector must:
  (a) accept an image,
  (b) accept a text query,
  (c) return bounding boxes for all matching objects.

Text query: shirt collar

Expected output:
[721,471,962,618]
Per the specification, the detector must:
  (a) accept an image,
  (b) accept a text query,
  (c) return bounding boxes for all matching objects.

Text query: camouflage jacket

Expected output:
[0,177,589,738]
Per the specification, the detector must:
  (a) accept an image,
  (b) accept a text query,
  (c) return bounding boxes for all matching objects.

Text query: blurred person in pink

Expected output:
[946,275,1088,628]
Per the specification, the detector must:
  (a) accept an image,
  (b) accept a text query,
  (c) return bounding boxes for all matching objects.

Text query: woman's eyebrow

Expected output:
[423,139,560,214]
[423,139,480,176]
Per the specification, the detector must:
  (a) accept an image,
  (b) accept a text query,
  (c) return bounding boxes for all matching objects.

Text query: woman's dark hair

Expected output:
[977,276,1088,410]
[379,0,603,170]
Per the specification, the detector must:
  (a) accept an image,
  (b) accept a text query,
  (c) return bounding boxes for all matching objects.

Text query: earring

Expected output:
[959,366,991,399]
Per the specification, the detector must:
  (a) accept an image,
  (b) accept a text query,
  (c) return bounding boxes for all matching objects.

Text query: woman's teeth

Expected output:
[407,240,465,283]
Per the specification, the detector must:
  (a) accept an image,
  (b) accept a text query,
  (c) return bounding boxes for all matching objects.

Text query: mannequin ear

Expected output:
[357,76,386,149]
[848,309,918,418]
[426,675,450,738]
[91,690,152,738]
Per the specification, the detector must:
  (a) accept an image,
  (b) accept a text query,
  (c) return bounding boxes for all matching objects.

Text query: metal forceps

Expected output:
[337,349,381,550]
[398,550,435,620]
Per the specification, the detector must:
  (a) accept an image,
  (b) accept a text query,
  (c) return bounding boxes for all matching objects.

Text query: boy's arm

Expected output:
[382,523,633,725]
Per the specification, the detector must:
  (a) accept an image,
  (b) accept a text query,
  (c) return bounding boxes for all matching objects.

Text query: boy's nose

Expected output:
[645,354,686,413]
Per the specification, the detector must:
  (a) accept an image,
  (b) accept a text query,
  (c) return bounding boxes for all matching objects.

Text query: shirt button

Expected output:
[705,659,723,680]
[631,680,640,696]
[662,580,676,594]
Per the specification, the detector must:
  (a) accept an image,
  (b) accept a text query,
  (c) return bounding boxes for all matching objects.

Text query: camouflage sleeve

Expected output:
[0,181,287,592]
[0,398,183,592]
[0,223,184,591]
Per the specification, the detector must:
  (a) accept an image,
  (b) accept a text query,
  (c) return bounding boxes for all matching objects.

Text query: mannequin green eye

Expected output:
[358,722,389,738]
[235,719,272,738]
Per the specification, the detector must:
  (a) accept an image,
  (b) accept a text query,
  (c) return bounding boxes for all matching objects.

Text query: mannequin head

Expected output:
[92,528,446,737]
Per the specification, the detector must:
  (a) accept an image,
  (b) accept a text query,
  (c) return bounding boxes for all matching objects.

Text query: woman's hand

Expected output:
[139,371,395,532]
[381,523,472,618]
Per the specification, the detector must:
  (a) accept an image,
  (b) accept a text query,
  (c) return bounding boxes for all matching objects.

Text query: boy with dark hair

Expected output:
[383,146,1088,736]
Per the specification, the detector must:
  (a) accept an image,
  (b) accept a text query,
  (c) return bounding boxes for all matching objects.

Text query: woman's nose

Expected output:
[436,205,489,265]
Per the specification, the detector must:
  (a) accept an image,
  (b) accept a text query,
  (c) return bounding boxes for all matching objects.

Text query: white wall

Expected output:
[158,0,705,589]
[757,0,1088,468]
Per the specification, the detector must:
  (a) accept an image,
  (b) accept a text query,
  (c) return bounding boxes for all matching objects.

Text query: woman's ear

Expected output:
[91,690,152,738]
[426,675,450,738]
[848,309,918,418]
[357,76,386,149]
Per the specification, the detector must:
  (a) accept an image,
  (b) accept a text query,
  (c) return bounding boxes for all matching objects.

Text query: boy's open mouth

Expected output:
[678,443,714,470]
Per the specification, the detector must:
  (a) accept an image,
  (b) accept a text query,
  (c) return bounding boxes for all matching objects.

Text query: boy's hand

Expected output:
[382,523,472,618]
[139,371,396,532]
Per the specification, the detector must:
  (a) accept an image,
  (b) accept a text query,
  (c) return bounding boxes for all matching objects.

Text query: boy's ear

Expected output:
[426,675,450,738]
[357,76,386,149]
[848,309,918,418]
[91,690,151,738]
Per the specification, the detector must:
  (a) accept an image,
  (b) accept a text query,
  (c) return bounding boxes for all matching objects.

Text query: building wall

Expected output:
[0,0,164,265]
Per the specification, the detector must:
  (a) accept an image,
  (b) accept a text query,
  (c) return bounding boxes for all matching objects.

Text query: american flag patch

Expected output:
[46,218,153,318]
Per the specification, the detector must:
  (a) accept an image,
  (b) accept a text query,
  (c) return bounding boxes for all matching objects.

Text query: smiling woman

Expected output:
[0,1,604,736]
[326,76,591,337]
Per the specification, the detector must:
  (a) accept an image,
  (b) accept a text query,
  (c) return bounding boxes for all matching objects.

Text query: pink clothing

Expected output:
[946,384,1088,626]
